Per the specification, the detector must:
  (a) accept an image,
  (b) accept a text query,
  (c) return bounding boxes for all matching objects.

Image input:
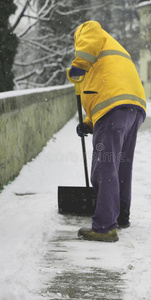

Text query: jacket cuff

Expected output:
[71,58,92,72]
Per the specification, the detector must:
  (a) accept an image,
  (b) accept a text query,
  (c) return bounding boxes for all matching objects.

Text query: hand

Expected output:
[69,66,86,77]
[76,123,93,137]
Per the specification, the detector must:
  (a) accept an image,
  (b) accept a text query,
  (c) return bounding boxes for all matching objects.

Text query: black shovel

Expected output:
[58,70,97,215]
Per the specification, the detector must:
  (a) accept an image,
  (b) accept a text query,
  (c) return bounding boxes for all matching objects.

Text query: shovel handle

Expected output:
[66,68,90,187]
[77,95,90,188]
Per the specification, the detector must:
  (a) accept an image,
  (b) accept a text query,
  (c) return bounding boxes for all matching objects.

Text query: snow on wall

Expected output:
[0,84,73,99]
[0,84,76,188]
[137,0,151,8]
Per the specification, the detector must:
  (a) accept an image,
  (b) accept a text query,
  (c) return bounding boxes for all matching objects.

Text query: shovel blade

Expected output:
[58,186,97,215]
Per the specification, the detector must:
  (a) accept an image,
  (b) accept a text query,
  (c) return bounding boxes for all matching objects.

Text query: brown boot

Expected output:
[78,228,119,242]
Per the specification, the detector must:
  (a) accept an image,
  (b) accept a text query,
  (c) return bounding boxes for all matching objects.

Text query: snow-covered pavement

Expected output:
[0,105,151,300]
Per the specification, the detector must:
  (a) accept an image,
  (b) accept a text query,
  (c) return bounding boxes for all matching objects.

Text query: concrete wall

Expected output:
[0,85,76,188]
[140,50,151,99]
[139,3,151,99]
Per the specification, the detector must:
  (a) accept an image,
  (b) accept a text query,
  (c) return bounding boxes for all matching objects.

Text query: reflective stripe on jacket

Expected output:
[71,21,146,127]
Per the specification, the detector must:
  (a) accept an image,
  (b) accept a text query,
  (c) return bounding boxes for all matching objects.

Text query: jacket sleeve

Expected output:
[72,21,107,71]
[83,115,93,131]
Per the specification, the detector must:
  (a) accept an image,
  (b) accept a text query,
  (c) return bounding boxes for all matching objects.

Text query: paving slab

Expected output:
[39,215,125,300]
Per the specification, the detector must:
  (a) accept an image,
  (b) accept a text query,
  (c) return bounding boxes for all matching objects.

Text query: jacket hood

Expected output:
[74,20,102,47]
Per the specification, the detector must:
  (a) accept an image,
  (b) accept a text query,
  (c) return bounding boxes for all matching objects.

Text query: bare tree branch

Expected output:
[20,38,54,53]
[14,66,65,89]
[14,54,54,66]
[38,0,51,16]
[14,0,104,89]
[17,19,39,38]
[23,14,38,20]
[17,0,57,38]
[56,3,111,15]
[11,0,32,32]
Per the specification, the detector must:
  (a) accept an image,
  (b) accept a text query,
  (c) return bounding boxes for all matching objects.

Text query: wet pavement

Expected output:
[41,268,123,300]
[38,116,151,300]
[39,215,125,300]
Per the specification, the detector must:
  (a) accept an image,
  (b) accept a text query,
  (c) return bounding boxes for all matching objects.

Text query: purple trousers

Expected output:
[91,107,143,233]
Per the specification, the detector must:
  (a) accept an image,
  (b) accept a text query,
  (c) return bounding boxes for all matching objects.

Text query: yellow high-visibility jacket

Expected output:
[71,20,146,128]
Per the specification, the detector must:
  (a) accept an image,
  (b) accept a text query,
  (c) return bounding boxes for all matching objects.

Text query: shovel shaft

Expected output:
[81,137,90,187]
[76,95,90,188]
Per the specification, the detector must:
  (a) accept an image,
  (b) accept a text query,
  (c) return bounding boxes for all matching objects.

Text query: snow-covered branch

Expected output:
[20,38,58,54]
[17,19,39,38]
[11,0,32,32]
[23,14,38,20]
[56,3,111,15]
[17,0,57,38]
[14,66,66,89]
[14,0,125,89]
[38,0,52,16]
[14,54,54,66]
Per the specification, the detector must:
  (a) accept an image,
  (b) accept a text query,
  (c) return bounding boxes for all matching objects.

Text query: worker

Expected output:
[69,20,146,242]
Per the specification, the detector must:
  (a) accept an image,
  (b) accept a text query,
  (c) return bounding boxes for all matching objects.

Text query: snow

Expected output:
[0,84,73,99]
[137,0,151,8]
[0,99,151,299]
